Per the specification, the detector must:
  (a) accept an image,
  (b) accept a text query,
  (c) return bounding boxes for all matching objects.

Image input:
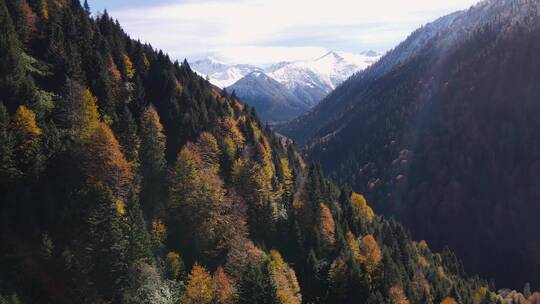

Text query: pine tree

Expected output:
[83,0,91,16]
[238,261,277,304]
[0,0,28,110]
[84,189,130,301]
[115,105,139,163]
[139,105,167,217]
[165,251,185,280]
[125,192,152,264]
[0,103,20,183]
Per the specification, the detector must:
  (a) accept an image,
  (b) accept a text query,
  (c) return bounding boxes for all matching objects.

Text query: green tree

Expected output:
[238,261,277,304]
[0,103,20,182]
[165,251,185,280]
[114,105,139,162]
[139,105,167,217]
[0,0,29,110]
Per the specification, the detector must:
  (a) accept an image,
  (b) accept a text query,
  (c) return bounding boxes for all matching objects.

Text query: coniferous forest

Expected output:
[0,0,538,303]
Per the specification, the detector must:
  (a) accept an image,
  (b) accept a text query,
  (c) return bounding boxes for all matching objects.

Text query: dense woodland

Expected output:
[280,0,540,291]
[0,0,534,303]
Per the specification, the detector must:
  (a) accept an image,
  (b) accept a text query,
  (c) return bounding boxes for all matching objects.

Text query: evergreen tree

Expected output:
[83,0,91,16]
[139,105,167,217]
[238,261,277,304]
[0,103,20,183]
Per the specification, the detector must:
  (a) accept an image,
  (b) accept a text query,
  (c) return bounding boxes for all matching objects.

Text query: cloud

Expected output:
[108,0,480,64]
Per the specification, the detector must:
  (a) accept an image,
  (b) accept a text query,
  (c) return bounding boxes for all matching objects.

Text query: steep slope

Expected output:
[278,11,462,143]
[280,0,540,289]
[227,71,309,122]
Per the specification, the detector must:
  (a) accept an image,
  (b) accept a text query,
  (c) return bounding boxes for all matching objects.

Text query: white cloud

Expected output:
[110,0,481,65]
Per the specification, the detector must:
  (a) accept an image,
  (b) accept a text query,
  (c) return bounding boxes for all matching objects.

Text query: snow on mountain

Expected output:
[191,51,381,92]
[190,51,381,122]
[268,51,380,88]
[265,50,381,106]
[191,57,261,88]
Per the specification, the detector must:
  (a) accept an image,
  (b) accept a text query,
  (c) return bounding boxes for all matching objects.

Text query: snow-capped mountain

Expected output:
[191,57,261,88]
[267,51,381,105]
[190,51,381,122]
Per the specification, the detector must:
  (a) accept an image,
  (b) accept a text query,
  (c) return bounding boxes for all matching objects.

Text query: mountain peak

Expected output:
[319,51,344,61]
[195,56,226,64]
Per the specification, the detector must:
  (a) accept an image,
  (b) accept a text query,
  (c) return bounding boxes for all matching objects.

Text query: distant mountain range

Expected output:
[191,51,381,122]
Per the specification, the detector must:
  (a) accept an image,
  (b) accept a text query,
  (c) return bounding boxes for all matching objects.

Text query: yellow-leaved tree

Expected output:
[268,250,302,304]
[12,105,42,140]
[80,88,100,139]
[351,192,374,223]
[279,158,294,200]
[12,105,42,171]
[388,286,409,304]
[182,263,215,304]
[197,132,221,172]
[80,123,133,200]
[122,53,135,79]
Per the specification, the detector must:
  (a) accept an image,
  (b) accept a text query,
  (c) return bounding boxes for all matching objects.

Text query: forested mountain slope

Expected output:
[279,0,540,289]
[0,0,522,303]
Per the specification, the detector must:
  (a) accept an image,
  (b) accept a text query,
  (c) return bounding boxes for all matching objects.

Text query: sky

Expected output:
[86,0,481,65]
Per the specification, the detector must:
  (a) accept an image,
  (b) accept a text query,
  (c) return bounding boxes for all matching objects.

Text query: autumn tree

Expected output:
[213,266,238,304]
[440,297,457,304]
[11,105,42,174]
[318,203,336,251]
[169,144,235,263]
[80,88,100,139]
[55,80,100,140]
[351,192,374,223]
[197,132,220,171]
[388,286,409,304]
[279,158,294,202]
[80,123,133,200]
[358,234,382,275]
[268,250,302,304]
[182,263,215,304]
[231,159,277,239]
[122,53,135,80]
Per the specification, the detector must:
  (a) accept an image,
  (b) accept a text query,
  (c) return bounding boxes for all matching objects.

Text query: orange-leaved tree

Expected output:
[182,263,215,304]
